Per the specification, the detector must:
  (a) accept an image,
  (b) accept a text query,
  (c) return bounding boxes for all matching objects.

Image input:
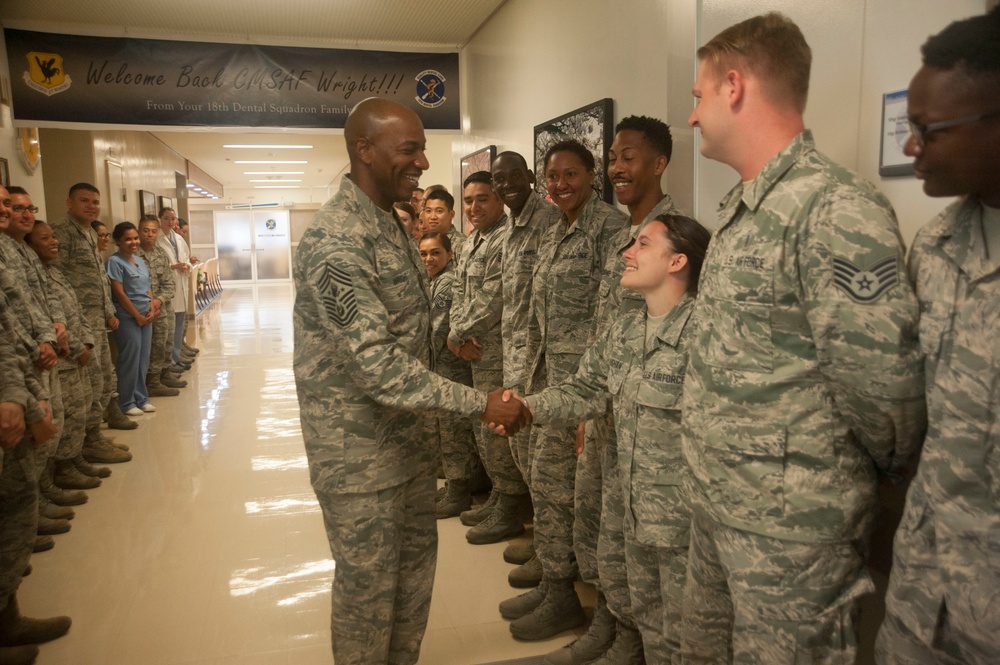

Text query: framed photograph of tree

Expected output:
[139,190,157,218]
[533,98,614,203]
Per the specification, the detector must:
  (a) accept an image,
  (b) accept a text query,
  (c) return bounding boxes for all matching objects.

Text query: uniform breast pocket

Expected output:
[701,257,775,372]
[694,417,787,524]
[917,299,951,361]
[375,250,417,312]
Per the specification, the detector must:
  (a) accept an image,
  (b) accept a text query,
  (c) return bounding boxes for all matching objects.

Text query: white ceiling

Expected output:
[2,0,507,202]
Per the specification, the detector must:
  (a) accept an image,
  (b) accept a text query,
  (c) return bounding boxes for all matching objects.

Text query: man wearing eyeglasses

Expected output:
[875,8,1000,665]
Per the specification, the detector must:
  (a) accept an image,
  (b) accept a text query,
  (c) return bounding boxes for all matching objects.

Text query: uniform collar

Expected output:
[624,293,696,354]
[931,196,999,283]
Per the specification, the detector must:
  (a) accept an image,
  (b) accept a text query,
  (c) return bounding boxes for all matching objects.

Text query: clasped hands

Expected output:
[480,388,533,437]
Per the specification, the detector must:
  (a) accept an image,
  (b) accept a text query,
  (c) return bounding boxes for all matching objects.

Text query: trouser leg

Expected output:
[171,311,185,364]
[598,421,631,625]
[0,440,39,612]
[573,416,603,588]
[470,366,527,495]
[315,475,437,665]
[113,315,142,411]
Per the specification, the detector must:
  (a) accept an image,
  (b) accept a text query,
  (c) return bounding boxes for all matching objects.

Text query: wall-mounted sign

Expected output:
[4,29,460,130]
[879,90,914,178]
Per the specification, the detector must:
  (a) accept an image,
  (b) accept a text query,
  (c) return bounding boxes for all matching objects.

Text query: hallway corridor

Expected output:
[19,284,585,665]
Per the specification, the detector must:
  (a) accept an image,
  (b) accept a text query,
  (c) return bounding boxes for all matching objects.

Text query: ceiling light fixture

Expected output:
[223,144,313,149]
[243,171,305,175]
[249,179,302,183]
[254,185,301,189]
[235,160,307,164]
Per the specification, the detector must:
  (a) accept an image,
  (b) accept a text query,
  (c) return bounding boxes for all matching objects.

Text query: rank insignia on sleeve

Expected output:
[433,293,452,310]
[833,255,899,303]
[318,264,358,327]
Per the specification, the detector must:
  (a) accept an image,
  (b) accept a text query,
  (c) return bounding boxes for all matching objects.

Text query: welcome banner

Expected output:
[4,29,460,130]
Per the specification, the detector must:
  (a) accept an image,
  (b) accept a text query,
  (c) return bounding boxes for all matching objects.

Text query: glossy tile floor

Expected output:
[20,284,591,665]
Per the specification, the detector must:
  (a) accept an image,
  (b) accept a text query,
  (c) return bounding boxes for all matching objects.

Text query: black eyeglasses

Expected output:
[908,108,1000,145]
[11,205,39,213]
[96,233,111,239]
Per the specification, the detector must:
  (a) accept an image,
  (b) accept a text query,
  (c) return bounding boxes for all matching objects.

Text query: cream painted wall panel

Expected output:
[856,0,987,246]
[695,0,867,224]
[38,128,98,223]
[459,0,698,215]
[0,106,49,218]
[90,130,187,224]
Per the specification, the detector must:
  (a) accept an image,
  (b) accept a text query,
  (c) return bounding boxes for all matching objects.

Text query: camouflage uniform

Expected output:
[52,214,117,429]
[293,177,486,665]
[679,131,926,663]
[449,213,525,494]
[0,235,63,459]
[581,196,683,625]
[531,294,697,663]
[0,290,47,613]
[526,192,627,581]
[428,264,478,484]
[447,225,466,265]
[501,192,561,476]
[138,243,176,382]
[876,197,1000,665]
[46,264,94,462]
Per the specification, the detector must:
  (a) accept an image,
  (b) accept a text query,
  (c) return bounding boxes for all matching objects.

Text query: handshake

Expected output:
[479,388,533,437]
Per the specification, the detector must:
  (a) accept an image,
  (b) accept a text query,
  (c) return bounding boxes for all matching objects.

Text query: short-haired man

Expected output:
[447,171,529,545]
[52,184,134,459]
[410,187,424,212]
[423,188,465,262]
[490,150,561,475]
[681,13,925,662]
[875,8,1000,664]
[292,98,525,665]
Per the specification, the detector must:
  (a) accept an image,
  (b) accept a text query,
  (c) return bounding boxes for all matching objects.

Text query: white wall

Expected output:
[461,0,989,246]
[0,104,49,219]
[457,0,697,215]
[856,0,986,245]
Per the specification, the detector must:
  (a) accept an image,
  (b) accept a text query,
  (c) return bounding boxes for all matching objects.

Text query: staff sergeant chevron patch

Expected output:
[318,263,358,327]
[833,255,899,303]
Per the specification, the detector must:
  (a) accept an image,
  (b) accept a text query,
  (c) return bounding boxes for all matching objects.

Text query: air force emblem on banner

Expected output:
[833,255,899,303]
[24,52,72,96]
[415,70,446,109]
[318,264,359,328]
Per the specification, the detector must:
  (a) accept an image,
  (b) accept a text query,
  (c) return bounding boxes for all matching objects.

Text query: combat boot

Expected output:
[38,496,74,521]
[36,515,70,536]
[509,578,585,641]
[435,480,471,519]
[180,348,197,362]
[160,370,187,388]
[182,342,200,355]
[32,537,53,554]
[72,455,111,479]
[508,554,542,588]
[0,594,71,647]
[145,375,180,397]
[466,492,527,544]
[584,621,644,665]
[95,430,129,451]
[105,402,138,430]
[0,644,39,665]
[83,428,132,464]
[38,464,88,506]
[544,592,616,665]
[460,487,498,526]
[52,459,101,490]
[504,539,534,565]
[499,580,548,620]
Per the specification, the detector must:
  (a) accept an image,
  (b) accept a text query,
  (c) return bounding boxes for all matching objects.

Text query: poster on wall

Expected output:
[3,29,460,130]
[879,90,915,177]
[533,98,614,203]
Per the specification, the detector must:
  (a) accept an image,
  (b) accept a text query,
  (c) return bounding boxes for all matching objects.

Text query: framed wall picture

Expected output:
[879,90,915,177]
[0,158,9,187]
[534,98,614,203]
[459,145,496,232]
[159,196,175,214]
[139,190,157,218]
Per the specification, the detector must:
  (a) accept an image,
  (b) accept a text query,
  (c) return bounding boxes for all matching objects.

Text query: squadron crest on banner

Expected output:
[415,70,446,109]
[24,51,72,96]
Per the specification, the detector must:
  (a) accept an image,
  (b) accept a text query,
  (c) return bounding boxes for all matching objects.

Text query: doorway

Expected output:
[214,209,291,283]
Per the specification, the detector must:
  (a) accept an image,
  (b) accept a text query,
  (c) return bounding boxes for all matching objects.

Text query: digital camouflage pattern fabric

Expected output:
[877,196,1000,665]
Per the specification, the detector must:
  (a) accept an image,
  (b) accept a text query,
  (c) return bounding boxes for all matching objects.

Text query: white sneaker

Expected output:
[124,407,144,416]
[140,403,157,413]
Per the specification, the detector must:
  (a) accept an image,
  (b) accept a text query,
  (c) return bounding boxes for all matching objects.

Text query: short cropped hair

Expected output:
[6,186,28,196]
[615,116,673,162]
[922,6,1000,78]
[544,140,596,173]
[697,12,811,113]
[463,171,493,189]
[425,188,455,210]
[112,221,137,242]
[69,182,100,197]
